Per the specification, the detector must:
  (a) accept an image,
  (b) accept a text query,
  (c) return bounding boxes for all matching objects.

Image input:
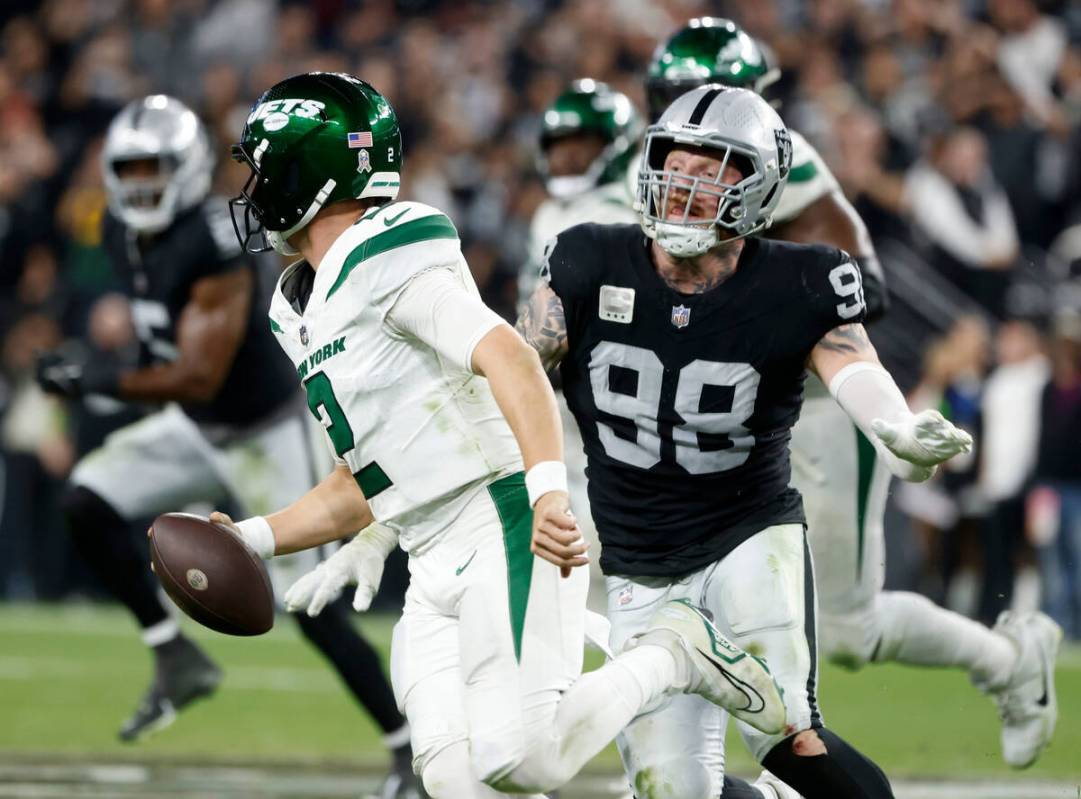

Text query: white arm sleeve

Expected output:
[828,361,932,481]
[386,266,508,373]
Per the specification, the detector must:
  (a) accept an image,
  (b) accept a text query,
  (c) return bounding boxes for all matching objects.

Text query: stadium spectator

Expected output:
[1030,310,1081,638]
[904,126,1020,318]
[980,319,1050,622]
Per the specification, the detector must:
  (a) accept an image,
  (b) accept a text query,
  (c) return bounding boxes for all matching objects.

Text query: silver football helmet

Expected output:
[102,95,213,234]
[636,85,792,257]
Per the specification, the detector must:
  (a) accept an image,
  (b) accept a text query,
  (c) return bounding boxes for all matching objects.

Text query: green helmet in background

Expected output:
[230,72,402,255]
[646,17,779,122]
[539,79,642,199]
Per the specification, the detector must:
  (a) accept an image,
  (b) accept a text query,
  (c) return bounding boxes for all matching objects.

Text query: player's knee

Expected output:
[419,740,486,799]
[60,485,125,537]
[626,758,713,799]
[819,608,880,670]
[791,729,828,756]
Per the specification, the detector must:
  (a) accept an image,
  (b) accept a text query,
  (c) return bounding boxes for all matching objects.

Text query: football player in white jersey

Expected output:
[640,16,1062,780]
[213,71,786,799]
[36,95,421,797]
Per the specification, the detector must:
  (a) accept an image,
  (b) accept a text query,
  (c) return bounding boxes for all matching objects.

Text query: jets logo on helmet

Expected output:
[230,72,402,255]
[636,86,791,257]
[246,98,328,132]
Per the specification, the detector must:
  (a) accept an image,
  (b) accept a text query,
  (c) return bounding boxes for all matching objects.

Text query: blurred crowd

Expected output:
[1,0,1080,637]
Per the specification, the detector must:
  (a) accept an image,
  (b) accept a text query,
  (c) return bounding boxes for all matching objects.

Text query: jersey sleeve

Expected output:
[801,246,867,340]
[343,203,465,313]
[540,224,598,338]
[385,266,507,372]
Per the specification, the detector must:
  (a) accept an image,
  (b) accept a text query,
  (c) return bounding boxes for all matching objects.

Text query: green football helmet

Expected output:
[230,72,402,255]
[646,17,779,122]
[538,79,641,198]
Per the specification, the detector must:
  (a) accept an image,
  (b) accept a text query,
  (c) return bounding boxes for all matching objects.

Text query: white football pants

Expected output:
[391,473,684,797]
[607,524,819,799]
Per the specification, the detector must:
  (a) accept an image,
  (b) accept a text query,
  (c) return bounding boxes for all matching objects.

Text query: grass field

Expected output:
[2,602,1079,797]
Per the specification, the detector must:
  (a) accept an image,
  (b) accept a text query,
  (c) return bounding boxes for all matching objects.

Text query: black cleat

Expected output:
[118,635,222,742]
[371,754,428,799]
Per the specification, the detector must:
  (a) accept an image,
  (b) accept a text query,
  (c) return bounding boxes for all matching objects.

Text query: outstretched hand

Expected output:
[871,409,973,470]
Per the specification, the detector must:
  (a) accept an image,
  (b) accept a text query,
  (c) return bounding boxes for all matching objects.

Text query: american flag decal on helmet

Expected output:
[347,131,373,148]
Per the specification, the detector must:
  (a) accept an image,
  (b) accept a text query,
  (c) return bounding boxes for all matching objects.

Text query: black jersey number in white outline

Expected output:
[588,341,761,474]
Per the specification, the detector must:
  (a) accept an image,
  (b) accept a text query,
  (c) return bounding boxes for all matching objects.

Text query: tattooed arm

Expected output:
[807,322,879,386]
[515,281,570,373]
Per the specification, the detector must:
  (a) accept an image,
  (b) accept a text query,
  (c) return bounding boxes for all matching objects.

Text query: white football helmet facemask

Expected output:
[636,85,792,257]
[102,95,213,234]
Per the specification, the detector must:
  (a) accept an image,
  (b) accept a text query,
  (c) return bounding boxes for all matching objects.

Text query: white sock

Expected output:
[504,644,681,790]
[605,640,683,709]
[141,617,180,647]
[874,591,1016,689]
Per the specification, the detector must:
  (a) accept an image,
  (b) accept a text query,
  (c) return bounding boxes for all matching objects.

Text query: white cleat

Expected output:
[753,770,802,798]
[990,610,1062,768]
[641,599,786,734]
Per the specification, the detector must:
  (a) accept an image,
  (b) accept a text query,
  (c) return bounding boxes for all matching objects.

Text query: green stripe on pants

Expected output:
[487,472,533,662]
[855,429,877,578]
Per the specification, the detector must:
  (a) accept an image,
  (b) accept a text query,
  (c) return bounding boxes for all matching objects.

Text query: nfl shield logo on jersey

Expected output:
[299,325,310,346]
[671,304,691,328]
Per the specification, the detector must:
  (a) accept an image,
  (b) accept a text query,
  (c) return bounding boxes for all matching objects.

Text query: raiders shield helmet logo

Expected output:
[775,129,793,181]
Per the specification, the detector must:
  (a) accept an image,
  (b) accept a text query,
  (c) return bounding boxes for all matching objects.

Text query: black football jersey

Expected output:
[546,224,866,577]
[102,198,297,427]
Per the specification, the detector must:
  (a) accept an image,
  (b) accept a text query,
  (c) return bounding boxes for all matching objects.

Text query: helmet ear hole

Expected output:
[648,137,675,171]
[727,154,754,182]
[283,159,301,196]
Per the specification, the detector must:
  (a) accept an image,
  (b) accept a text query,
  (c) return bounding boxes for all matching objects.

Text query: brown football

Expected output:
[149,512,274,636]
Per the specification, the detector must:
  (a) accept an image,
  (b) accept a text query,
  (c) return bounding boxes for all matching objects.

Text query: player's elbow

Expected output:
[176,367,226,404]
[472,324,542,378]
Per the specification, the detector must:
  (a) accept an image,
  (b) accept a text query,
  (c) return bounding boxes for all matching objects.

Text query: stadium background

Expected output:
[1,0,1079,796]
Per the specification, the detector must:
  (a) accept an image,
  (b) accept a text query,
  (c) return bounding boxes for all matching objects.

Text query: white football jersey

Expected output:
[269,201,522,552]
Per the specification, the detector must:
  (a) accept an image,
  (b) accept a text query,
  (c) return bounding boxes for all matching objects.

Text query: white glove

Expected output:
[284,524,398,617]
[871,409,973,470]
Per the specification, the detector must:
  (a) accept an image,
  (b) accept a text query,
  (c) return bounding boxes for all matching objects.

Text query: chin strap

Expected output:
[653,221,719,257]
[267,178,337,255]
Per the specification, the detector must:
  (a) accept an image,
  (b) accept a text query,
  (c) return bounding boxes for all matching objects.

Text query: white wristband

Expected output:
[235,516,276,560]
[525,461,568,507]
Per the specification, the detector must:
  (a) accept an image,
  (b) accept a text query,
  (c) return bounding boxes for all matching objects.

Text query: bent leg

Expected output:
[458,477,685,794]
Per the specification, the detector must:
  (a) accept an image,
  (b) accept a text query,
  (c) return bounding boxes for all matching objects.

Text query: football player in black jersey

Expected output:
[35,96,423,797]
[516,87,972,799]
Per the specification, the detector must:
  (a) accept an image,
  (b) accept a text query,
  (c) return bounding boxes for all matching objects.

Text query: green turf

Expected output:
[1,602,1078,781]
